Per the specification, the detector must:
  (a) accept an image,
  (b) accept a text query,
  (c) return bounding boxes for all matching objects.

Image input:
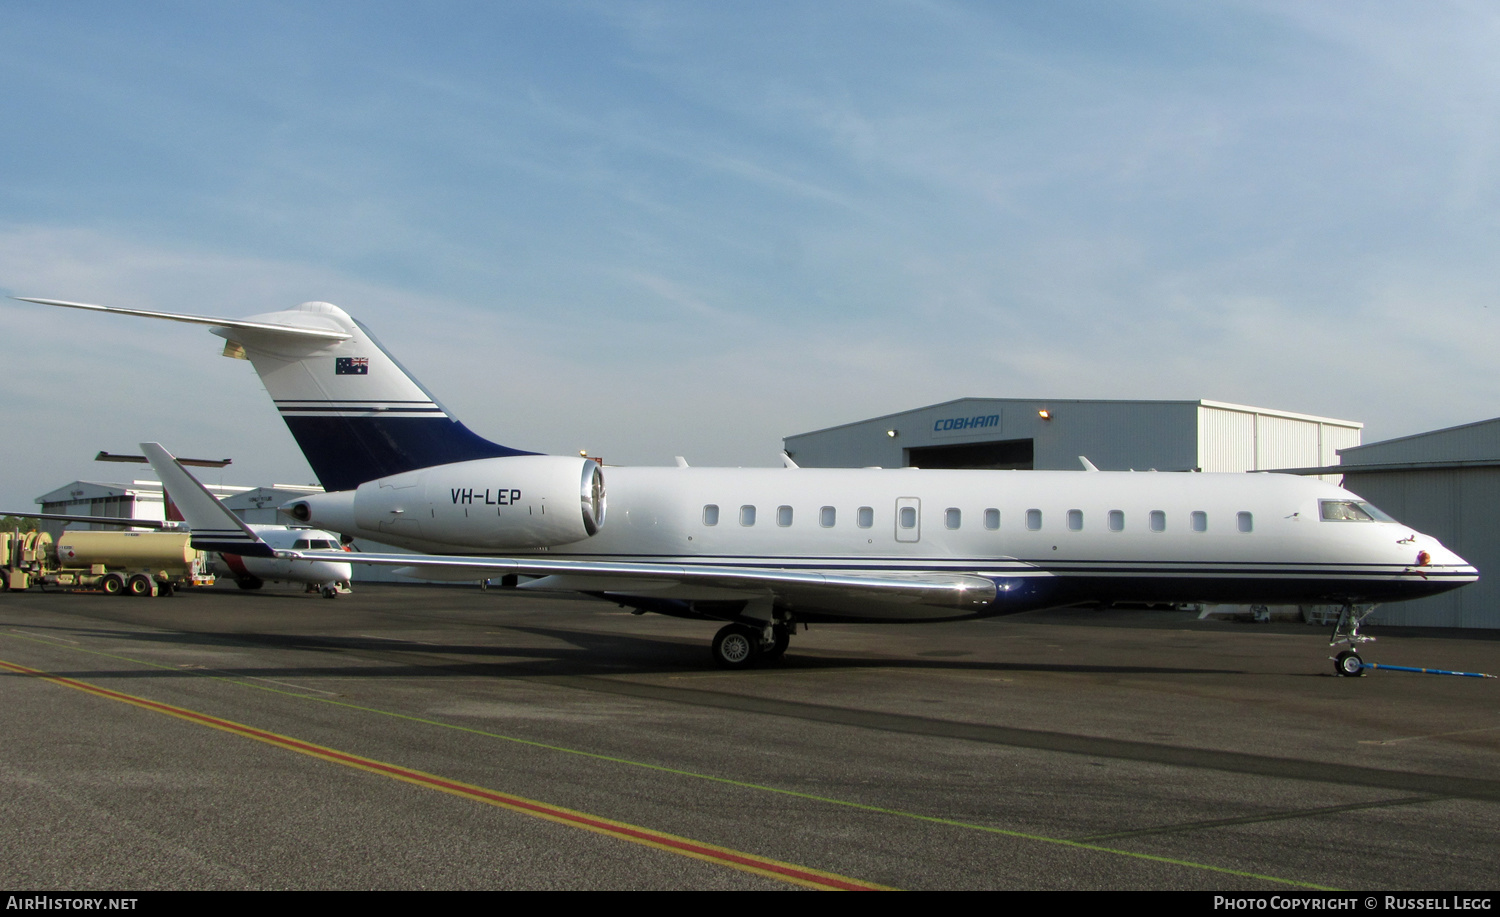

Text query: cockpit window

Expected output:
[1320,500,1395,522]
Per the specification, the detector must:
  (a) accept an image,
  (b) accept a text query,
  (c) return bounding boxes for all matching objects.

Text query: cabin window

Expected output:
[1191,511,1207,533]
[777,505,793,527]
[740,505,756,526]
[1026,509,1042,531]
[703,504,719,526]
[1108,510,1124,532]
[820,506,836,527]
[1238,511,1253,533]
[945,508,961,529]
[1067,509,1083,531]
[899,506,917,529]
[857,506,874,528]
[1149,510,1165,532]
[984,508,1000,530]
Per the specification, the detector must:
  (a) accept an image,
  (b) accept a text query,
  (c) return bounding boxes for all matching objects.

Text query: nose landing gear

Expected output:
[1334,650,1365,677]
[1329,603,1378,677]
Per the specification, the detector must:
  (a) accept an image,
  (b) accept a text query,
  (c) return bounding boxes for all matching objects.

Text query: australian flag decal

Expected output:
[335,357,369,375]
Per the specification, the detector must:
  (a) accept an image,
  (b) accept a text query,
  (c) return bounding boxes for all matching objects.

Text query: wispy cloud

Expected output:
[1,2,1497,508]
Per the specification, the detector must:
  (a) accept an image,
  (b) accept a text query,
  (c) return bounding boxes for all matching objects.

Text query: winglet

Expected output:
[140,443,276,558]
[1079,456,1100,472]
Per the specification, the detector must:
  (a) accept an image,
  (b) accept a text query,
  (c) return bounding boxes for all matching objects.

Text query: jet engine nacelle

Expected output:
[288,455,605,549]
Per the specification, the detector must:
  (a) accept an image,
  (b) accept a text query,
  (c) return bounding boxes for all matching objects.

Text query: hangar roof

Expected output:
[1338,416,1500,466]
[789,397,1360,437]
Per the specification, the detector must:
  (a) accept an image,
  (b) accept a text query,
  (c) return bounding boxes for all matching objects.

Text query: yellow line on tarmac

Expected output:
[2,632,1337,890]
[0,658,890,891]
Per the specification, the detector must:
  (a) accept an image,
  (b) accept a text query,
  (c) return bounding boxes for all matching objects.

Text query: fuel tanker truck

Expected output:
[1,529,214,596]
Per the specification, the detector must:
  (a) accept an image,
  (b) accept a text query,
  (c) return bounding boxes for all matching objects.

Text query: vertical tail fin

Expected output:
[14,297,532,490]
[221,302,531,490]
[141,443,275,558]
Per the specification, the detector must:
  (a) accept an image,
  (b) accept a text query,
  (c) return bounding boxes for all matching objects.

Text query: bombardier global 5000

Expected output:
[15,297,1477,674]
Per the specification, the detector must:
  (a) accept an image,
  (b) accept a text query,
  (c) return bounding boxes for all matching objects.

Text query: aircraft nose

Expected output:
[1427,543,1476,572]
[1410,536,1479,581]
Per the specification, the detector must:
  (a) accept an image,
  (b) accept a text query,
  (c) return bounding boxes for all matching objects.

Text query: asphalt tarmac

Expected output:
[1,582,1496,890]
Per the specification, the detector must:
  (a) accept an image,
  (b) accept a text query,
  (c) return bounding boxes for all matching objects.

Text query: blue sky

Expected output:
[2,1,1498,507]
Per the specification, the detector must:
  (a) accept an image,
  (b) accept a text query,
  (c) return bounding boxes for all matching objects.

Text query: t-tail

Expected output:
[140,442,276,558]
[15,298,532,490]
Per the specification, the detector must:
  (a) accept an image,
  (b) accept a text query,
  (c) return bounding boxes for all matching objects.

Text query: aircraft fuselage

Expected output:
[291,464,1471,621]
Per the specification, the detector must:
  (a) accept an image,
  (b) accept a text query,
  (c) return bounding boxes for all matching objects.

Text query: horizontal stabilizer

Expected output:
[0,511,168,529]
[13,298,352,342]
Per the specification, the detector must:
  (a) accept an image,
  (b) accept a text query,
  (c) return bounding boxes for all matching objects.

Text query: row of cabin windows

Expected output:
[1032,509,1252,533]
[703,504,878,528]
[701,504,1254,533]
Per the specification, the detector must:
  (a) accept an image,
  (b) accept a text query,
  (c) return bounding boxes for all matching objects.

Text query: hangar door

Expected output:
[906,439,1033,470]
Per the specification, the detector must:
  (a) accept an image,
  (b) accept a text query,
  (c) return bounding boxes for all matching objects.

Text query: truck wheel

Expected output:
[101,573,126,596]
[128,574,157,597]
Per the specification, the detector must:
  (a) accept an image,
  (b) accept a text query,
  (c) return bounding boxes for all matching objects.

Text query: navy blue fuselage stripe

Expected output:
[277,406,445,413]
[282,415,534,491]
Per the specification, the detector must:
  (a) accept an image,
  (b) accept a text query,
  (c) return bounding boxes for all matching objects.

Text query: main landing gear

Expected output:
[1329,603,1379,677]
[711,622,793,669]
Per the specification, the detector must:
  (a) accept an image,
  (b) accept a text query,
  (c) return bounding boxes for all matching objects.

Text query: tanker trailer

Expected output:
[40,530,214,596]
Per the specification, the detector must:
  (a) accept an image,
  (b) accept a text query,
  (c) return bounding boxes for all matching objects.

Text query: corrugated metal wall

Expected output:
[1341,467,1498,629]
[1256,414,1320,471]
[1198,407,1255,472]
[1198,406,1360,477]
[1322,424,1361,465]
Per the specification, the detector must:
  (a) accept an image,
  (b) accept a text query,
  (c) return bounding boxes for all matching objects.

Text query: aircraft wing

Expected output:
[13,298,351,342]
[289,549,1005,610]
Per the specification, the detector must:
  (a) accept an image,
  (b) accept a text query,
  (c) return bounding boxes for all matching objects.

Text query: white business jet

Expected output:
[125,445,351,597]
[213,525,353,597]
[15,297,1477,673]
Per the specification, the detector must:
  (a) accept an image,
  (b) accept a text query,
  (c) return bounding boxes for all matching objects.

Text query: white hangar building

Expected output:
[34,479,324,533]
[784,398,1362,476]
